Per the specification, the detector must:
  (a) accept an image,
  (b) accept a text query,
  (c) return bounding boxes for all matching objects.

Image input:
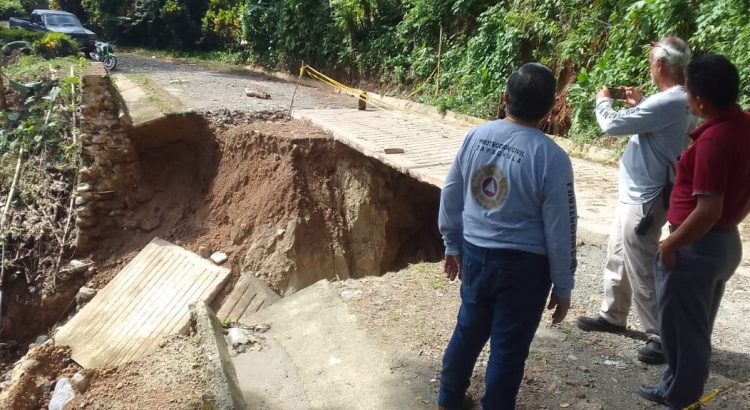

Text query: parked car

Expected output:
[9,9,97,53]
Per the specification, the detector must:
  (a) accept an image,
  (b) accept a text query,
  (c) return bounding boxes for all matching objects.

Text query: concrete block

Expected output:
[190,301,246,410]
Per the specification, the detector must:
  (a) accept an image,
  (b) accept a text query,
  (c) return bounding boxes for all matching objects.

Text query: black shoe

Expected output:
[576,316,627,333]
[638,339,666,365]
[637,385,666,405]
[437,393,474,410]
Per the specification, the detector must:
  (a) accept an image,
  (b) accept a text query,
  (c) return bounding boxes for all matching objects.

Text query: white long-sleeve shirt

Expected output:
[595,86,695,204]
[438,120,577,298]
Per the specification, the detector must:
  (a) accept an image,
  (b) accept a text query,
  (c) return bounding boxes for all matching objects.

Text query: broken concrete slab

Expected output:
[236,280,431,409]
[217,273,280,323]
[54,238,230,368]
[190,301,246,410]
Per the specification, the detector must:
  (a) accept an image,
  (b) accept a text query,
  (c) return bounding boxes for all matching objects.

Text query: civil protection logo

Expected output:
[471,165,508,210]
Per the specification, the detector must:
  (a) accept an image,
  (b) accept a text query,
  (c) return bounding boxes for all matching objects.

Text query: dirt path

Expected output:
[331,247,750,409]
[117,53,354,113]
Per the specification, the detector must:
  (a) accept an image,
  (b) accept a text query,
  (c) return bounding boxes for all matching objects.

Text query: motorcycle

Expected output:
[88,41,117,71]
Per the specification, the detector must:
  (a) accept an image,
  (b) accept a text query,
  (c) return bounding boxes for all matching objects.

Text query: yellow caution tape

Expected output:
[299,64,480,126]
[683,376,749,410]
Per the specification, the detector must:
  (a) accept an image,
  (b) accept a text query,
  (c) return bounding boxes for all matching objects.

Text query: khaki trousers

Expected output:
[599,193,666,339]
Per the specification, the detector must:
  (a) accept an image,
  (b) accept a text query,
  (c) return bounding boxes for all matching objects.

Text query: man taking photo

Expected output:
[577,37,695,365]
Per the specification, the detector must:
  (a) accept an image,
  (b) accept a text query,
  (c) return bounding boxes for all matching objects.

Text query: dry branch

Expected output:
[0,147,24,234]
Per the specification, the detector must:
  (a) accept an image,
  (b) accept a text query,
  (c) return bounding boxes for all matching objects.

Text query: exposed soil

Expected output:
[65,335,207,410]
[0,344,80,410]
[93,112,443,295]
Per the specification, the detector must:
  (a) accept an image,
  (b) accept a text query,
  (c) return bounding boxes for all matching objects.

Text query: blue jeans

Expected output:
[438,241,552,410]
[655,227,742,409]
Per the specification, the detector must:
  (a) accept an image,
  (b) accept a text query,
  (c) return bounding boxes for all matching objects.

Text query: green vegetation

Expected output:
[122,72,185,113]
[32,32,79,59]
[0,54,84,297]
[0,0,24,19]
[64,0,750,143]
[0,26,45,44]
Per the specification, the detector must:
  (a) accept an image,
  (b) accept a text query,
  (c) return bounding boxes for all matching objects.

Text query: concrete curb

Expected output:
[190,302,246,410]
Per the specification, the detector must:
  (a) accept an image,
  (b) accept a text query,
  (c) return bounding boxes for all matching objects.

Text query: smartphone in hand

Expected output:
[608,86,626,100]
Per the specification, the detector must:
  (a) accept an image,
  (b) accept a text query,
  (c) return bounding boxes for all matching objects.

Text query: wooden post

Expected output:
[435,24,443,97]
[358,92,367,111]
[0,68,6,111]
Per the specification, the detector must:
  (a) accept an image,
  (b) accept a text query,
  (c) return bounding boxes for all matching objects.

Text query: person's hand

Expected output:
[623,86,643,106]
[596,86,612,100]
[444,255,462,281]
[547,293,571,324]
[659,241,677,270]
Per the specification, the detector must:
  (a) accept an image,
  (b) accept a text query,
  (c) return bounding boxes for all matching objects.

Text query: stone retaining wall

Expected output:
[75,63,149,252]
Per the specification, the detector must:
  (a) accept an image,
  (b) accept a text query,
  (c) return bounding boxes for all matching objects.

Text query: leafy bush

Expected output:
[0,0,24,19]
[76,0,750,143]
[0,26,45,43]
[32,32,79,58]
[20,0,47,13]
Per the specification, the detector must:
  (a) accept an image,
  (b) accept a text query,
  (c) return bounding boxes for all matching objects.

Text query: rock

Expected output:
[76,183,92,193]
[139,214,161,231]
[198,246,211,259]
[17,358,39,375]
[70,372,91,393]
[340,290,362,301]
[226,328,251,347]
[567,354,578,361]
[76,287,97,306]
[49,378,75,410]
[602,359,626,369]
[210,252,228,265]
[34,335,49,345]
[534,327,568,341]
[244,88,271,99]
[36,377,51,397]
[65,260,92,276]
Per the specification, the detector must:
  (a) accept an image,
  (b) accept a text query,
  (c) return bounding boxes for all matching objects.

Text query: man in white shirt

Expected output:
[577,37,694,365]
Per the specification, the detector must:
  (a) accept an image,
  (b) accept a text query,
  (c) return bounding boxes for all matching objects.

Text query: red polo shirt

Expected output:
[668,106,750,227]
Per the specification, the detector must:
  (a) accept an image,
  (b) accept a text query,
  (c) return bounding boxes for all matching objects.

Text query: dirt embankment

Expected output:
[95,112,443,295]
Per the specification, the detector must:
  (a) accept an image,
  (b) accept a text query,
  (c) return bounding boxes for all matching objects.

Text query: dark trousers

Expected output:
[438,241,551,410]
[655,228,742,409]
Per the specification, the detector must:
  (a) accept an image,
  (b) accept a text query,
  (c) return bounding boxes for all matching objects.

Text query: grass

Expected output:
[428,274,449,290]
[121,72,184,114]
[125,47,253,75]
[4,55,85,82]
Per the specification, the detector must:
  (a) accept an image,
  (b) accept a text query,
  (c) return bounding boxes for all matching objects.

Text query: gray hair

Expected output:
[652,37,691,79]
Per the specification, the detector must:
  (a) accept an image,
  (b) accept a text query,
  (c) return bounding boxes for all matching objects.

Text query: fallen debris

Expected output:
[48,377,75,410]
[198,245,211,259]
[75,286,97,308]
[210,252,228,265]
[70,371,91,393]
[55,238,230,368]
[244,88,271,99]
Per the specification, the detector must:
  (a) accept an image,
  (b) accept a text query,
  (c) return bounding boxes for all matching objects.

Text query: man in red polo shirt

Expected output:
[637,54,750,409]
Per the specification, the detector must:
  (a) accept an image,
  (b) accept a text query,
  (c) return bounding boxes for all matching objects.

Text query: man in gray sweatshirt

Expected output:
[577,37,695,365]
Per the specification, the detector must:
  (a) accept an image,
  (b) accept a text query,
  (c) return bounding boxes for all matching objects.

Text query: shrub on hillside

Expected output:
[32,32,78,58]
[0,0,24,19]
[20,0,47,13]
[0,26,45,43]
